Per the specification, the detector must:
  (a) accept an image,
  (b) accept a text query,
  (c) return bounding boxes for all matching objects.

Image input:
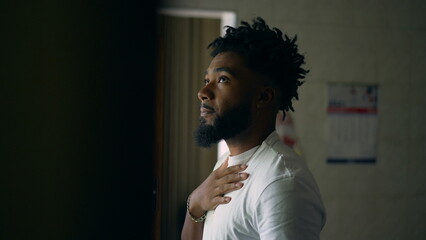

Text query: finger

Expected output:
[218,157,229,170]
[215,164,247,178]
[213,182,244,196]
[211,196,231,209]
[218,172,249,185]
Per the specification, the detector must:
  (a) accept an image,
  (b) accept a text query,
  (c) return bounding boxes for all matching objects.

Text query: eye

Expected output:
[203,79,209,85]
[218,76,229,83]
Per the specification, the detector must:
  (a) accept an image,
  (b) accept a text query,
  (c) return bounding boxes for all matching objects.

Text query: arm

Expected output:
[181,159,249,240]
[181,208,205,240]
[256,178,325,240]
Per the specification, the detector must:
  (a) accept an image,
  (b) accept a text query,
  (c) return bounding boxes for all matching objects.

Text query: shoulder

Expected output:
[251,132,305,185]
[250,131,324,209]
[265,131,301,164]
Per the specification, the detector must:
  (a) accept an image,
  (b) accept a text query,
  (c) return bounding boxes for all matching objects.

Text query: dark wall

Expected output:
[1,1,157,239]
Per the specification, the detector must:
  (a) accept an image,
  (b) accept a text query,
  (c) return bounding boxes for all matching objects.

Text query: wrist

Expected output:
[187,194,207,222]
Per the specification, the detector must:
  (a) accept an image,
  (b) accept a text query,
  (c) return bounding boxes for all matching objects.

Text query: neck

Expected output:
[225,124,275,156]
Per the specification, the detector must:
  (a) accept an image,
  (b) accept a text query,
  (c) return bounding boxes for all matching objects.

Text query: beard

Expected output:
[194,101,252,148]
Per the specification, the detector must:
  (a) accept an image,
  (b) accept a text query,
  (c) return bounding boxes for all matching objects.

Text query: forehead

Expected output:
[206,52,248,74]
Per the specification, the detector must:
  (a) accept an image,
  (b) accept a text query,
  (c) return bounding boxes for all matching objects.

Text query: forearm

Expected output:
[181,211,204,240]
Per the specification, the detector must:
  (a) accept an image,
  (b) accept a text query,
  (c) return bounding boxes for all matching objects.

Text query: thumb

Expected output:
[219,157,229,170]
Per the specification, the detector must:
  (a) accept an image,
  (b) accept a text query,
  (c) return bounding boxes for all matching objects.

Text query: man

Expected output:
[181,17,326,240]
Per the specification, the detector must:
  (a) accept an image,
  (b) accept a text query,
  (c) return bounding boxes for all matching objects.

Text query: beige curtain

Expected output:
[156,15,221,240]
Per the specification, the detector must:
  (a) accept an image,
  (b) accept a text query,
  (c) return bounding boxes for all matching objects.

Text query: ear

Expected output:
[256,87,276,108]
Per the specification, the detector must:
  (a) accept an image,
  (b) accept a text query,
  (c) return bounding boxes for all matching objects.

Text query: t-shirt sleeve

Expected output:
[255,177,324,240]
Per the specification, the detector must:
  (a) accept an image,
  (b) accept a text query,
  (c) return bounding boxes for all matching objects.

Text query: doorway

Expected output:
[155,9,236,240]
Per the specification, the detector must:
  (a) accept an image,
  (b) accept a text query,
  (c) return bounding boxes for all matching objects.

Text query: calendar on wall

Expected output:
[327,83,378,164]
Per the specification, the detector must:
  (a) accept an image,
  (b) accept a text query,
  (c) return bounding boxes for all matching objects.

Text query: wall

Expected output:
[158,0,426,239]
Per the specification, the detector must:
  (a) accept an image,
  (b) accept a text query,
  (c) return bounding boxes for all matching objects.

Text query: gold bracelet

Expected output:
[187,195,207,223]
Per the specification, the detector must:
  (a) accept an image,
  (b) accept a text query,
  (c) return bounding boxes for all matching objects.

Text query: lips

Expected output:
[200,107,214,115]
[200,109,213,117]
[200,104,215,117]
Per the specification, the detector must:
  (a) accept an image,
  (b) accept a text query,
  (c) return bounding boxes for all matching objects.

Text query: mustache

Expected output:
[200,103,215,112]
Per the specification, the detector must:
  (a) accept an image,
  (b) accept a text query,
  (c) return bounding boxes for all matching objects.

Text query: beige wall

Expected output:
[159,0,426,239]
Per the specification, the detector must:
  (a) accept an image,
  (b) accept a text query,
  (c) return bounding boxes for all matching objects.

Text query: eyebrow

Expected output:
[204,67,235,76]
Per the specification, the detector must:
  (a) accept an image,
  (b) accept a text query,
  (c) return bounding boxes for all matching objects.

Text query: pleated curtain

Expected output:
[155,15,220,240]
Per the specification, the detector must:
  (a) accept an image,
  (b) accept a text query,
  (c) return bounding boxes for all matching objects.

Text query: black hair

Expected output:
[208,17,308,116]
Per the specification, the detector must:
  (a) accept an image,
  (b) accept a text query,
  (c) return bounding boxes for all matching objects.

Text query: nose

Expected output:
[197,85,213,102]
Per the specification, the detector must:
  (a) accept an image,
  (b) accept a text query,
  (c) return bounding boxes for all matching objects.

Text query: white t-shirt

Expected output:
[202,131,326,240]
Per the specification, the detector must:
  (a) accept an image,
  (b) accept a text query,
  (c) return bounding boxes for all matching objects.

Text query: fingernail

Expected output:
[240,164,247,169]
[240,173,249,178]
[224,197,231,202]
[235,182,243,188]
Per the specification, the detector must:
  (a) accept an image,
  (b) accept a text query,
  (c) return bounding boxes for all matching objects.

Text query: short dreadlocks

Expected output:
[208,17,308,116]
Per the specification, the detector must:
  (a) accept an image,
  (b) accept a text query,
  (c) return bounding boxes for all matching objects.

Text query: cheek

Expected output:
[213,90,228,109]
[215,100,231,116]
[215,85,254,114]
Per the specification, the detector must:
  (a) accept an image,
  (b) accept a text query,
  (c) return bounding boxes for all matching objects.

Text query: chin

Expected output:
[200,116,214,126]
